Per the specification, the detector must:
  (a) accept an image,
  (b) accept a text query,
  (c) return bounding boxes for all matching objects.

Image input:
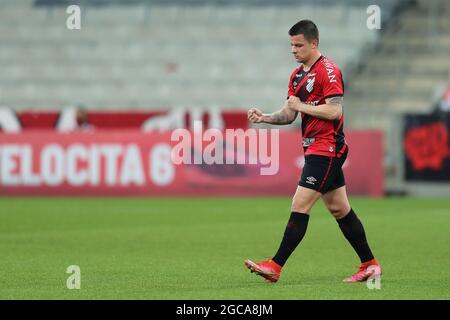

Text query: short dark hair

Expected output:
[288,20,319,43]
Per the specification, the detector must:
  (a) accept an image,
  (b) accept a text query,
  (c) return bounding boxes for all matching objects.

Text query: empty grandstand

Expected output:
[0,0,406,109]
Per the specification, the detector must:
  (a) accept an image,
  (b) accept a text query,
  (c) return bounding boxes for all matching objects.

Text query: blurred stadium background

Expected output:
[0,0,449,196]
[0,0,449,299]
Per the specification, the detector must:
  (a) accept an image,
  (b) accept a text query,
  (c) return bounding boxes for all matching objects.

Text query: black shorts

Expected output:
[298,150,348,194]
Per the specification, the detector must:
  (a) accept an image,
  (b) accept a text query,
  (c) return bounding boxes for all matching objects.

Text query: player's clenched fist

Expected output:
[287,96,301,111]
[247,107,264,123]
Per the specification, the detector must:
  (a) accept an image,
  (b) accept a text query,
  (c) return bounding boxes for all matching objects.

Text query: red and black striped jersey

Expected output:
[287,55,347,158]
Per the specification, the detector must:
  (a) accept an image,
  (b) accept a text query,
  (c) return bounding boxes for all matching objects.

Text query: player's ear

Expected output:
[311,38,319,49]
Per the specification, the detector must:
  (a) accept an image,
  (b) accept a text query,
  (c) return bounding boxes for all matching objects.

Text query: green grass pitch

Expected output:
[0,196,449,300]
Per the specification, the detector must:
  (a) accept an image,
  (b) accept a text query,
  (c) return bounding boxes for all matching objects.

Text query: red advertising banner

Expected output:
[0,130,383,196]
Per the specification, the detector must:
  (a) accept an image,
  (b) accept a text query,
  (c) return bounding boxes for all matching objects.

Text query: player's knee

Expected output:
[291,199,312,214]
[327,205,349,219]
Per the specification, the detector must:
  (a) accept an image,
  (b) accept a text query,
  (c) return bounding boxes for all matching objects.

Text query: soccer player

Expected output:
[245,20,382,283]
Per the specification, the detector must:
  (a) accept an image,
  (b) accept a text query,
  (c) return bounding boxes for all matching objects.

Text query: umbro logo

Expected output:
[306,176,317,185]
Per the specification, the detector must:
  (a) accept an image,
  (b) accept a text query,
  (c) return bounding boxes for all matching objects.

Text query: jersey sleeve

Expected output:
[320,65,344,98]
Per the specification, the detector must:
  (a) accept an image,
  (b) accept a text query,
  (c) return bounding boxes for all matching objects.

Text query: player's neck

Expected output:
[302,51,322,71]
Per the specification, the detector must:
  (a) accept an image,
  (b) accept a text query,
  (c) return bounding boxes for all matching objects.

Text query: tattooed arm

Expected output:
[286,95,343,120]
[247,100,298,125]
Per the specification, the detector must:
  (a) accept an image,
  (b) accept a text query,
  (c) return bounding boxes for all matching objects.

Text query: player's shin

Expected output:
[272,212,310,267]
[336,208,375,263]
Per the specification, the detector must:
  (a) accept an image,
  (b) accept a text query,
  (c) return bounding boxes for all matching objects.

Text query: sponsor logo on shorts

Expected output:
[306,176,317,185]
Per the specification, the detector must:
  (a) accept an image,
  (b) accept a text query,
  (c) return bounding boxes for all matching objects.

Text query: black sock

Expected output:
[272,212,309,267]
[336,208,375,263]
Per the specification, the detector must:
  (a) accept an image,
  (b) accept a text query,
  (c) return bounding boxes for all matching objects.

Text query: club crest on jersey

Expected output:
[306,77,315,93]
